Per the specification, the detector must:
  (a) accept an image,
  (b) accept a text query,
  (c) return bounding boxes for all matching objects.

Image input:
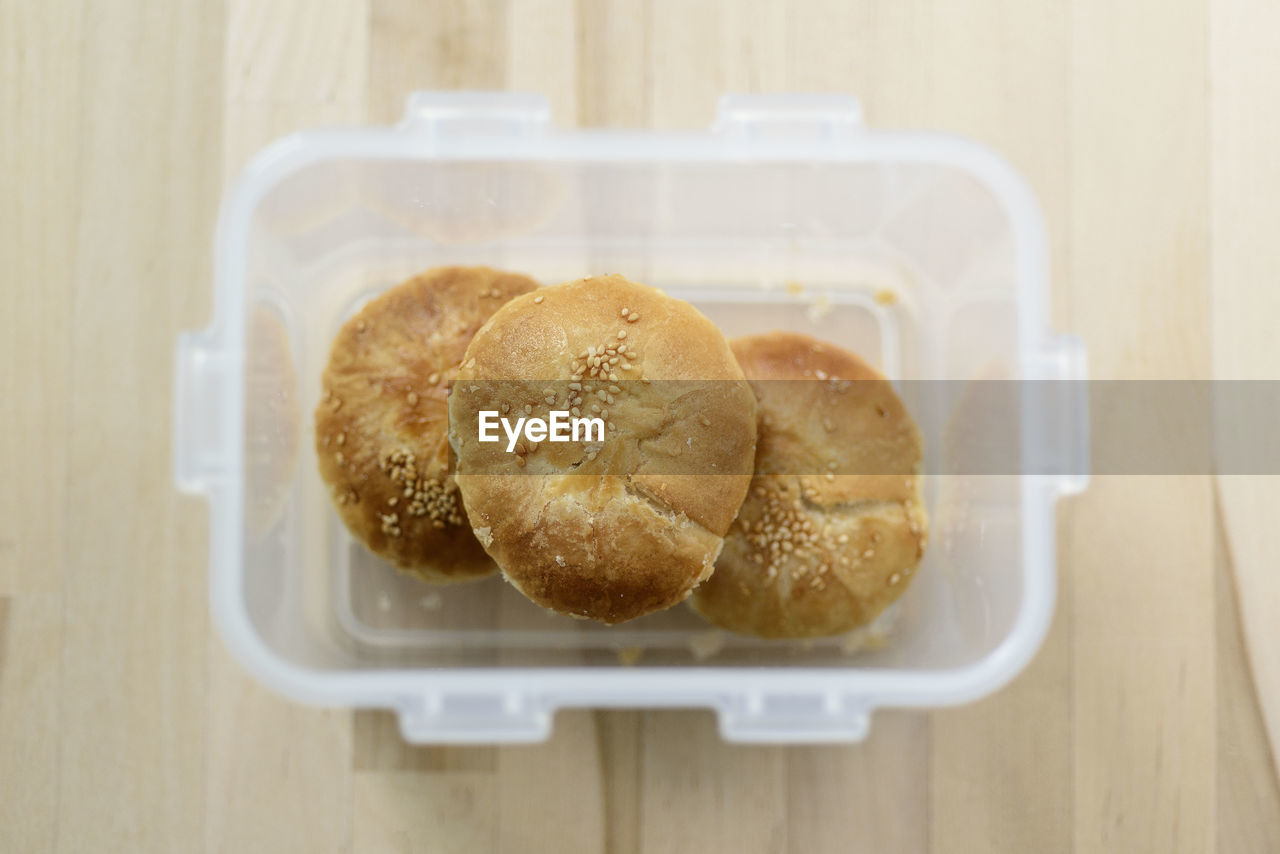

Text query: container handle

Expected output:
[1029,333,1090,495]
[174,330,231,493]
[398,91,551,137]
[396,692,552,744]
[718,692,872,743]
[713,93,865,142]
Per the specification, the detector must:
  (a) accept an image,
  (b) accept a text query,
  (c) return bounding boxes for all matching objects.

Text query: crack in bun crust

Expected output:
[449,274,758,624]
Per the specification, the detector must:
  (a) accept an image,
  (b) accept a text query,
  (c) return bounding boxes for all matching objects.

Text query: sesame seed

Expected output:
[626,314,640,323]
[534,295,545,304]
[379,450,466,526]
[524,404,533,415]
[335,451,345,464]
[825,472,835,481]
[527,440,539,452]
[822,418,834,432]
[597,390,608,401]
[500,402,510,413]
[617,344,627,354]
[571,407,580,417]
[889,572,901,585]
[863,549,874,558]
[609,372,619,381]
[388,496,398,506]
[585,451,597,461]
[608,384,621,394]
[699,416,711,427]
[407,392,419,405]
[606,394,615,404]
[428,372,440,385]
[569,382,582,390]
[545,395,556,405]
[816,369,828,380]
[836,534,849,544]
[617,330,627,339]
[336,433,346,445]
[620,307,630,317]
[600,409,609,419]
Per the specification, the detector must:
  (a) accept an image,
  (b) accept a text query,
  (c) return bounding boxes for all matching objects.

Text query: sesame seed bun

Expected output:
[449,274,758,624]
[315,266,538,582]
[689,332,928,638]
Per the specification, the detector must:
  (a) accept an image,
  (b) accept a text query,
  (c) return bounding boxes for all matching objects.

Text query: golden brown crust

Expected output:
[449,274,757,623]
[689,332,929,637]
[315,266,538,582]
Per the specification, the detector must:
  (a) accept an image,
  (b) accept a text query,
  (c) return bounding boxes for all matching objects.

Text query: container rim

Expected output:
[199,115,1063,739]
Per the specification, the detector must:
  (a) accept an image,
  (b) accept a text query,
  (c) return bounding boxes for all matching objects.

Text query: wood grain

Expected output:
[203,4,368,853]
[1,1,1278,852]
[0,1,80,850]
[1215,492,1280,853]
[789,712,930,854]
[0,0,79,598]
[0,596,60,852]
[51,2,222,851]
[1070,2,1216,853]
[1210,0,1280,786]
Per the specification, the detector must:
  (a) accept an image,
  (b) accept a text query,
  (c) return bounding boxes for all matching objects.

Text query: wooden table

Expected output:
[3,1,1278,851]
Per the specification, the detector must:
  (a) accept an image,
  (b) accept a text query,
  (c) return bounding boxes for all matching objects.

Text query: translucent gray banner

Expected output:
[443,380,1280,476]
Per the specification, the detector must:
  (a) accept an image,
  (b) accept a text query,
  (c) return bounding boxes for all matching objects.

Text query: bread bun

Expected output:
[449,274,757,623]
[315,266,538,581]
[689,332,927,637]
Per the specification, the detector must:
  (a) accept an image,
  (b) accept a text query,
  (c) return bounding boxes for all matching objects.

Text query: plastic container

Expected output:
[174,92,1088,743]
